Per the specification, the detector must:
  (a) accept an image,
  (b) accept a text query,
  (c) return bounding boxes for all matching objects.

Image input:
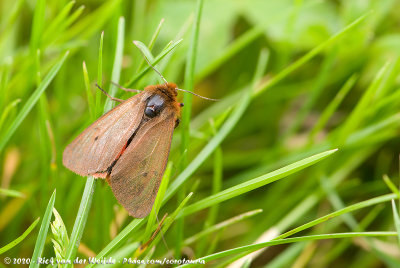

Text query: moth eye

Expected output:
[145,94,165,118]
[144,106,157,118]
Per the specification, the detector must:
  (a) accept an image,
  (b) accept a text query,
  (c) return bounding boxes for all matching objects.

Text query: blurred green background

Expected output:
[1,0,400,267]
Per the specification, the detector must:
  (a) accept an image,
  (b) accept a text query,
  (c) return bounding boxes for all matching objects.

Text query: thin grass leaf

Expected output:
[195,27,264,82]
[392,199,400,247]
[42,0,76,44]
[61,0,121,41]
[104,16,125,113]
[144,162,172,241]
[125,39,183,87]
[83,61,95,120]
[64,177,96,267]
[0,51,69,152]
[136,18,165,72]
[184,209,263,246]
[0,188,25,198]
[30,0,46,53]
[180,232,397,266]
[133,40,155,63]
[86,219,145,268]
[383,175,400,197]
[179,149,337,217]
[147,193,193,250]
[96,31,104,117]
[29,190,56,268]
[276,193,398,241]
[0,98,20,131]
[0,218,39,254]
[308,74,358,144]
[254,11,371,96]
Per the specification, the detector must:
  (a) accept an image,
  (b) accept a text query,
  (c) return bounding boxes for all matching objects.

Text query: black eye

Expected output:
[144,106,157,118]
[144,94,165,118]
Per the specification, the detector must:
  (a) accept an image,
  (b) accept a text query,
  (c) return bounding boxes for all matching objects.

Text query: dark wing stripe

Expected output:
[109,111,175,218]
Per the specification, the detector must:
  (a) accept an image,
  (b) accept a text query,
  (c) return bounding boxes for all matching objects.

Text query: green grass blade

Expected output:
[178,149,337,217]
[0,218,39,254]
[136,18,165,72]
[64,176,96,267]
[195,27,264,82]
[0,51,69,152]
[180,232,397,266]
[86,219,145,268]
[184,209,263,246]
[254,11,371,96]
[0,188,25,198]
[147,192,193,250]
[30,0,46,53]
[96,31,104,117]
[125,39,183,87]
[0,98,21,131]
[29,190,56,268]
[337,61,390,144]
[276,193,398,240]
[391,200,400,246]
[181,0,204,161]
[383,175,400,197]
[144,162,172,241]
[309,74,358,143]
[104,16,125,113]
[82,61,95,120]
[133,40,155,62]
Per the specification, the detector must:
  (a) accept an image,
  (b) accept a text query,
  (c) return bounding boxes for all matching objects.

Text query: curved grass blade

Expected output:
[178,149,338,217]
[29,190,56,268]
[391,200,400,246]
[0,188,25,198]
[0,51,69,152]
[104,16,125,113]
[179,232,397,267]
[0,218,39,254]
[86,219,145,268]
[125,39,183,87]
[0,99,21,131]
[64,176,96,267]
[184,209,263,246]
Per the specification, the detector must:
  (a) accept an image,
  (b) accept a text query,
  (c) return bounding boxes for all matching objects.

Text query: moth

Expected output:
[63,53,215,218]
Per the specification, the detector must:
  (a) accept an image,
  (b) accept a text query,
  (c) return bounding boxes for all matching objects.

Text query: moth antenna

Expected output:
[177,88,219,101]
[133,41,168,84]
[110,81,141,93]
[95,83,123,102]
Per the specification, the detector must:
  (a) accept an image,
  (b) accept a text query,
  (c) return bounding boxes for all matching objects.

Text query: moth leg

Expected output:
[95,83,124,102]
[111,81,141,93]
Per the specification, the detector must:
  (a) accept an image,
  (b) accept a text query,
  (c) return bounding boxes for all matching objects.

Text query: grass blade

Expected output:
[0,51,69,152]
[0,218,39,254]
[29,190,56,268]
[125,39,183,87]
[104,16,125,113]
[254,11,371,96]
[179,149,337,217]
[64,176,96,267]
[0,188,24,198]
[391,200,400,246]
[181,232,397,266]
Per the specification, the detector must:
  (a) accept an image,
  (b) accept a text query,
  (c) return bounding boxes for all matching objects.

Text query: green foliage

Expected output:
[1,0,400,267]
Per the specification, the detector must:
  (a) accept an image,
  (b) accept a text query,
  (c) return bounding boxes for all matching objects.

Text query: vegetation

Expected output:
[1,0,400,267]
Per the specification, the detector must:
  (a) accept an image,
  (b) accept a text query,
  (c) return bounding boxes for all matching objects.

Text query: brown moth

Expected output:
[63,81,183,218]
[63,44,216,218]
